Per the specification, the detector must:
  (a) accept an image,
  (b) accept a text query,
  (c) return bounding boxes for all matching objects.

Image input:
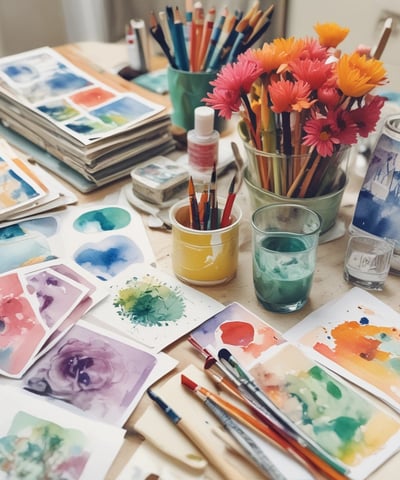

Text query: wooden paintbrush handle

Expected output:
[178,418,247,480]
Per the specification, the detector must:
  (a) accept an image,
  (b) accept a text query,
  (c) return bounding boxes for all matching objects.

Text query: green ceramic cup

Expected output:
[167,66,225,132]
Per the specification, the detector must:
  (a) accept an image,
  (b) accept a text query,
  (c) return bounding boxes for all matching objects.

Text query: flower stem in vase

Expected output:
[298,153,321,197]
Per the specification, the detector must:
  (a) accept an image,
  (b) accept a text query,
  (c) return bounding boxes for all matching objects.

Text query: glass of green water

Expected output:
[251,204,321,313]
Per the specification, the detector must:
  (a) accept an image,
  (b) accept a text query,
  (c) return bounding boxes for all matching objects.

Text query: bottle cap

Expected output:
[194,106,214,136]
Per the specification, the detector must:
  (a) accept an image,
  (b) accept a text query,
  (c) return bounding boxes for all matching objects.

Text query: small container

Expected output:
[187,106,219,177]
[251,204,321,313]
[130,156,189,204]
[169,197,242,286]
[344,235,394,291]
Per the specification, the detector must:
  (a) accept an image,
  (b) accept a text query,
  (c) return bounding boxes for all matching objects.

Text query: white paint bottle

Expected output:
[187,106,219,177]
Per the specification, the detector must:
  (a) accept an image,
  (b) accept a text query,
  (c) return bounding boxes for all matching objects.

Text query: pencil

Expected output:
[173,6,190,70]
[149,11,178,69]
[197,7,216,72]
[147,388,248,480]
[190,1,204,71]
[201,5,228,71]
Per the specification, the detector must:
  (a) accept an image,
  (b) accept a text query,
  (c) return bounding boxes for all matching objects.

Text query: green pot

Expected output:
[244,165,347,234]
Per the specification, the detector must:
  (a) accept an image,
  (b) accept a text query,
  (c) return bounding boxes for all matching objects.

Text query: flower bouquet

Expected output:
[204,22,387,198]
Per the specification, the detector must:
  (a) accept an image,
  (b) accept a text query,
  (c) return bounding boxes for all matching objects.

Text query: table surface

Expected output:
[56,42,400,480]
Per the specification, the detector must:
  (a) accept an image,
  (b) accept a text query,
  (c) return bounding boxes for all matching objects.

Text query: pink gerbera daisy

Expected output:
[303,115,341,157]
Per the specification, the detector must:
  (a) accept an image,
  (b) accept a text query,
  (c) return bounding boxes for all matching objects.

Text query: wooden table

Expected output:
[58,42,400,480]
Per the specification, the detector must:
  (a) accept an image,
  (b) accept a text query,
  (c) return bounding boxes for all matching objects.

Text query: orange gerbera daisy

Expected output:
[268,79,314,113]
[272,37,306,64]
[336,53,387,97]
[250,43,286,74]
[314,22,349,48]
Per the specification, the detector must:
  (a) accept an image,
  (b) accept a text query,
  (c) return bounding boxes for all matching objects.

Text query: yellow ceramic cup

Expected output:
[169,197,242,286]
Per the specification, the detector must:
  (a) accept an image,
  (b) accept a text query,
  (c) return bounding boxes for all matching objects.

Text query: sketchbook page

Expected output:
[0,385,124,480]
[133,364,313,480]
[284,287,400,414]
[13,319,176,427]
[244,342,400,480]
[86,263,224,352]
[188,302,286,367]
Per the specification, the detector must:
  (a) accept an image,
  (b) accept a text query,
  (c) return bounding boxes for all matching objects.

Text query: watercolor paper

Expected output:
[20,320,176,426]
[0,259,108,377]
[285,287,400,415]
[87,263,224,351]
[189,302,286,366]
[0,385,124,479]
[247,343,400,480]
[0,202,155,277]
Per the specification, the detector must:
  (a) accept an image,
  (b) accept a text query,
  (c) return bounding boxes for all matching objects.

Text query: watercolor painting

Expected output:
[0,386,125,479]
[0,271,46,377]
[25,267,89,328]
[72,206,131,233]
[22,321,158,425]
[351,131,400,245]
[0,410,90,479]
[37,98,80,122]
[90,264,223,351]
[74,234,144,281]
[285,287,400,415]
[0,203,155,280]
[0,154,47,217]
[70,86,116,108]
[189,302,285,367]
[249,343,400,478]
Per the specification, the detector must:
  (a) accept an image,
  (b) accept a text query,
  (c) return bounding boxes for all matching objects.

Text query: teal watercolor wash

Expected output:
[113,274,186,327]
[253,234,314,313]
[73,207,131,233]
[285,364,372,460]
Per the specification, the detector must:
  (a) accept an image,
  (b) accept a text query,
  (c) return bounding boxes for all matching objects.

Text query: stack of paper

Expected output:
[0,46,175,192]
[0,137,76,221]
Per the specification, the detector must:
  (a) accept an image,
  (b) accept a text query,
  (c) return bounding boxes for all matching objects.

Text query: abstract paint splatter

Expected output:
[0,411,89,479]
[113,274,186,327]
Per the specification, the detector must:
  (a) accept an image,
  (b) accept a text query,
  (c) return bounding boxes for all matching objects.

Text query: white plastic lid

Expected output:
[194,106,214,136]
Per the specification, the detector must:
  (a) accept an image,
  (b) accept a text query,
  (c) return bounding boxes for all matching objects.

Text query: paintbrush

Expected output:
[217,348,349,477]
[147,388,247,480]
[181,374,288,480]
[204,354,347,480]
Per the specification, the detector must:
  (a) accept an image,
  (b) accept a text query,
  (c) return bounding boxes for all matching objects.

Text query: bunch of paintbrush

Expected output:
[186,337,349,480]
[149,1,275,72]
[187,164,237,230]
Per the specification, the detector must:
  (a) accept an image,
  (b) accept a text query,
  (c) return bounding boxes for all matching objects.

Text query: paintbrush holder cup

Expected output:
[242,140,350,234]
[169,197,242,286]
[167,67,225,132]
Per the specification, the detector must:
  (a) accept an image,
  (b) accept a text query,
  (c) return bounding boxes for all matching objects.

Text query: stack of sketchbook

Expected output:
[0,46,175,192]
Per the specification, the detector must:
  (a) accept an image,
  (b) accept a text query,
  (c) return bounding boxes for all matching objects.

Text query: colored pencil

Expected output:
[197,7,216,73]
[147,389,248,480]
[173,6,190,70]
[190,1,204,71]
[181,374,288,480]
[149,11,177,69]
[201,5,228,71]
[208,163,219,229]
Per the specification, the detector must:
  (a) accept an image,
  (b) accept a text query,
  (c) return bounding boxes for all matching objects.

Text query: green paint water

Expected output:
[253,234,314,312]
